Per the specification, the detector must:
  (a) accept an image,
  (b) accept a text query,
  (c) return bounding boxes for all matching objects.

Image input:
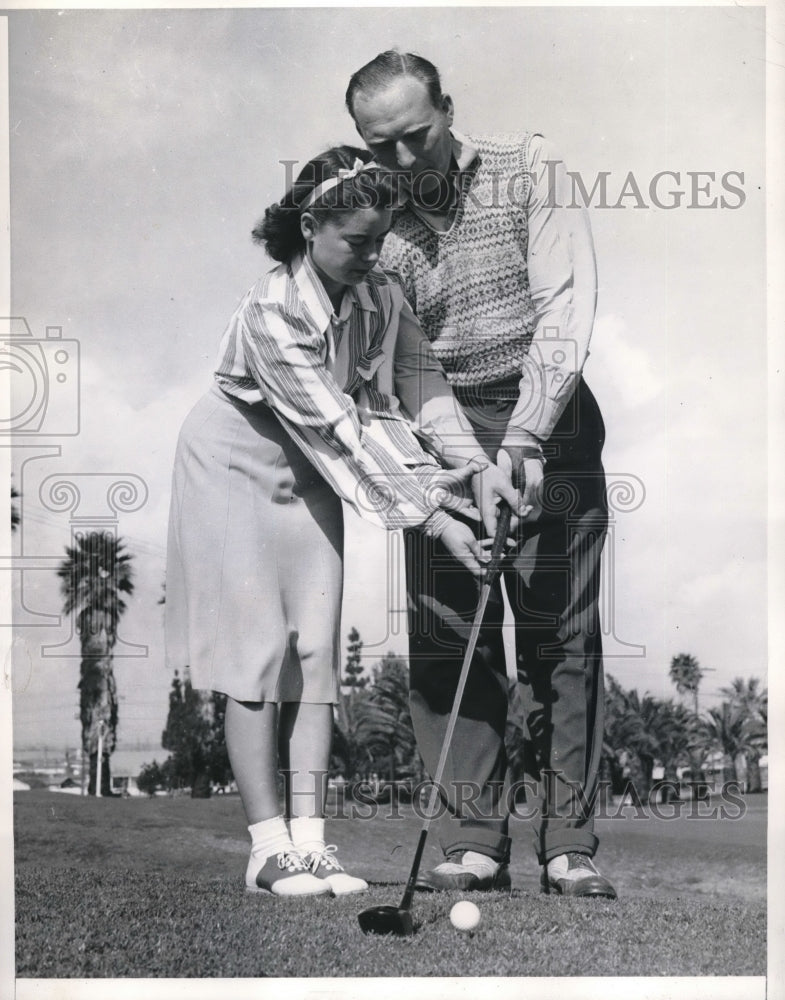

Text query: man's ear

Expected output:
[300,211,316,242]
[441,93,455,124]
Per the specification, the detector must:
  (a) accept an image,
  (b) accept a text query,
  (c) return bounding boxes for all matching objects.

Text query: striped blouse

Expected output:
[214,252,477,533]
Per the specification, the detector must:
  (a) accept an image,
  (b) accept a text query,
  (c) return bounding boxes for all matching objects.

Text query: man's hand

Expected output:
[498,447,544,522]
[462,462,523,538]
[470,461,523,538]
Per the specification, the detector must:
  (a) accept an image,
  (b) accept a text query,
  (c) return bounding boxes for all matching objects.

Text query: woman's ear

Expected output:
[300,211,317,243]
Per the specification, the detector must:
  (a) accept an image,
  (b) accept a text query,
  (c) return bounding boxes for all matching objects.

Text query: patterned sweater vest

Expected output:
[380,132,539,387]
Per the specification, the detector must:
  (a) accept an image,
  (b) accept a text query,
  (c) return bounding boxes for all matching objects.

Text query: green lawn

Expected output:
[13,790,767,980]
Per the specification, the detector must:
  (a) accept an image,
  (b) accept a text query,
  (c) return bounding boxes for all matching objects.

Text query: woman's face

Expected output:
[301,206,392,299]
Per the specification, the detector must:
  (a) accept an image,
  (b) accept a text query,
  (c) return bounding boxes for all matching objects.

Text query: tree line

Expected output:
[137,633,424,797]
[9,492,766,802]
[599,667,767,798]
[140,629,768,802]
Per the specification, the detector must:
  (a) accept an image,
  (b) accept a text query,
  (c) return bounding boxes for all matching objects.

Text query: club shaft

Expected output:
[398,502,512,911]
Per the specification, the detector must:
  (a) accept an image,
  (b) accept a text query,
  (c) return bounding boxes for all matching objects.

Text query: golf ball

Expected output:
[450,900,481,932]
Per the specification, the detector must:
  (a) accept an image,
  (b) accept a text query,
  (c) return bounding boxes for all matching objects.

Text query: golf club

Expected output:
[358,500,513,936]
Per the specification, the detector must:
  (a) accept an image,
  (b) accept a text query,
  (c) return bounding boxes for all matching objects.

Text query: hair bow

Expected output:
[336,157,367,181]
[300,157,376,211]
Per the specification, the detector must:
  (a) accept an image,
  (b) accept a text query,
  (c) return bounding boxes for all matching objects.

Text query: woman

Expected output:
[165,146,500,898]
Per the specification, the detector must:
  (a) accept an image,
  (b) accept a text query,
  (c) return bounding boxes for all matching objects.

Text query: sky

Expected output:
[3,6,770,755]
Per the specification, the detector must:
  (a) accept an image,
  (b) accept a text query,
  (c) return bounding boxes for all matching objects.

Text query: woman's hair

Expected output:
[252,145,396,262]
[345,50,443,121]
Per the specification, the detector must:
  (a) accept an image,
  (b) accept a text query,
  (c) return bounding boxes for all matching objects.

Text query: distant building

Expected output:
[759,755,768,791]
[14,747,164,795]
[110,749,165,797]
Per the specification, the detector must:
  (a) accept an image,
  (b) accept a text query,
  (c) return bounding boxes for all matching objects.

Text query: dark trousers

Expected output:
[405,378,607,865]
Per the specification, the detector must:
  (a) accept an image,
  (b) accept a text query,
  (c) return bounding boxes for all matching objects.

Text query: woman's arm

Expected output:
[392,293,523,535]
[241,294,456,535]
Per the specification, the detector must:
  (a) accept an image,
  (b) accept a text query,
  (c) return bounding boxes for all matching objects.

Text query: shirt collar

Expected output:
[352,273,378,314]
[450,128,480,173]
[291,252,378,333]
[291,252,334,334]
[395,129,480,218]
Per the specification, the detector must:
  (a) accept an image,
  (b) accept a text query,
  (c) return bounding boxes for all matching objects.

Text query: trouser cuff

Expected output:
[442,823,512,864]
[537,829,599,865]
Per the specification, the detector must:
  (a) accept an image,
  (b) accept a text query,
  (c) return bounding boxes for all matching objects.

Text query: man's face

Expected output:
[352,76,454,193]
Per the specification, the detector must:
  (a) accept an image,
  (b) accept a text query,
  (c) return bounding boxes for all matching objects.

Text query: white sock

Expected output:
[289,816,325,855]
[248,815,293,861]
[462,850,499,875]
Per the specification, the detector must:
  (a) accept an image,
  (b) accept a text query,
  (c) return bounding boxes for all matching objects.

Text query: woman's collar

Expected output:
[291,252,378,331]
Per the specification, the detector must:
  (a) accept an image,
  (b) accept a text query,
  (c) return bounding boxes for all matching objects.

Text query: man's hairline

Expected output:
[348,73,445,123]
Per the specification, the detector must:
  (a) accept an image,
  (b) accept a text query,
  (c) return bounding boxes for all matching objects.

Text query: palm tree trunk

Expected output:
[661,764,681,801]
[80,618,118,796]
[86,752,113,796]
[100,754,112,796]
[87,751,98,796]
[745,753,762,793]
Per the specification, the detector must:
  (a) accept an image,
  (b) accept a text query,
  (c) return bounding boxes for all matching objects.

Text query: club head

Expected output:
[357,904,415,937]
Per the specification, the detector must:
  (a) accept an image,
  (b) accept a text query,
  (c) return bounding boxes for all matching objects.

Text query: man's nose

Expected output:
[395,142,417,170]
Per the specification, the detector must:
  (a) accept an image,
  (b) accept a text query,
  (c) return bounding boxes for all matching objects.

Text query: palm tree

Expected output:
[669,653,704,714]
[602,676,654,797]
[332,651,424,796]
[332,688,373,783]
[360,653,421,784]
[701,702,752,783]
[620,688,661,797]
[57,531,134,795]
[603,680,704,801]
[720,677,767,792]
[648,699,702,797]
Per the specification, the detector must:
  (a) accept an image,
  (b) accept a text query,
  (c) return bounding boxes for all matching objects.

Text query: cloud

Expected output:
[674,555,765,612]
[590,312,665,410]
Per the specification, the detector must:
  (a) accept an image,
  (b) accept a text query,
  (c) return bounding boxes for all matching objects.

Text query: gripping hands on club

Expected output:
[497,447,544,523]
[420,457,521,577]
[459,448,543,566]
[422,449,544,576]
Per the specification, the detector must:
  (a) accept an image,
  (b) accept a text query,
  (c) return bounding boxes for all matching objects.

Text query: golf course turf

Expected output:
[13,790,766,979]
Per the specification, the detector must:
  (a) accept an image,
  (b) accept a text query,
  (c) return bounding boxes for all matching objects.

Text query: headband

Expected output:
[299,157,376,211]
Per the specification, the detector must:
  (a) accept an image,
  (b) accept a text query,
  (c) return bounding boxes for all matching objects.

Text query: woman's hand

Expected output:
[415,459,487,520]
[436,519,490,578]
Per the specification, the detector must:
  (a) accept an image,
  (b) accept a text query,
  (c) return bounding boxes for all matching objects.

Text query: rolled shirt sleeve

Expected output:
[501,135,598,448]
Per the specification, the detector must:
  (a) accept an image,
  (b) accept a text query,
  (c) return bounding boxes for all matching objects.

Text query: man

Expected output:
[345,50,616,898]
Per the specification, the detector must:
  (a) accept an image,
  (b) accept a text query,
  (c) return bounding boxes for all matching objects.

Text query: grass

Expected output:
[13,790,767,979]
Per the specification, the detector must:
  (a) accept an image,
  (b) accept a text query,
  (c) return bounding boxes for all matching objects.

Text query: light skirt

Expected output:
[165,385,344,703]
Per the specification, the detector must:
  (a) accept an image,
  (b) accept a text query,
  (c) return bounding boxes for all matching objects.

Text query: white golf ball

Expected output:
[450,900,481,932]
